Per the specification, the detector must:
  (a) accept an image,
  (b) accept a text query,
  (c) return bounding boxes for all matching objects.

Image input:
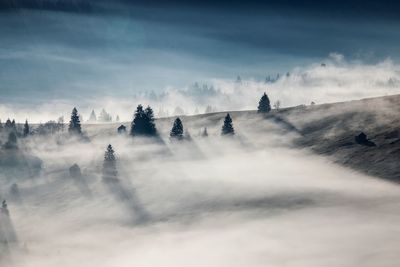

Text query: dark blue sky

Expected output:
[1,0,400,103]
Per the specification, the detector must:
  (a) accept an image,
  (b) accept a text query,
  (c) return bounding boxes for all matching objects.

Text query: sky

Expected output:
[1,0,400,114]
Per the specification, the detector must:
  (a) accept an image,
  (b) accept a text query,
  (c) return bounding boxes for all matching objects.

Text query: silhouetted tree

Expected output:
[258,92,271,113]
[130,105,157,136]
[144,106,157,135]
[1,200,9,216]
[4,119,13,131]
[68,108,82,135]
[221,113,234,136]
[3,132,17,149]
[170,117,184,140]
[102,144,117,181]
[23,119,29,137]
[201,127,208,137]
[117,125,127,134]
[0,119,3,131]
[69,164,81,178]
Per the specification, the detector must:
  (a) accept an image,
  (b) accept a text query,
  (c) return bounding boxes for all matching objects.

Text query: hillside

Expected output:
[153,94,400,182]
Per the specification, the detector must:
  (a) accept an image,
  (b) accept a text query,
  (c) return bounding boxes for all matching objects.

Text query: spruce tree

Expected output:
[1,200,9,216]
[144,106,157,135]
[257,92,271,113]
[131,105,157,136]
[131,105,146,136]
[102,144,117,181]
[23,119,29,137]
[0,119,3,131]
[170,117,184,140]
[201,127,208,137]
[221,113,235,136]
[68,108,82,135]
[4,132,18,149]
[88,110,97,122]
[5,119,12,129]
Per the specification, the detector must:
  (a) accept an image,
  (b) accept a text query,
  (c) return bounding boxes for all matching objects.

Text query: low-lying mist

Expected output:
[1,112,400,267]
[3,53,400,123]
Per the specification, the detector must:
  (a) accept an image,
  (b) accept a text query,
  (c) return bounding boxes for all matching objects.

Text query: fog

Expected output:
[1,112,400,267]
[3,54,400,123]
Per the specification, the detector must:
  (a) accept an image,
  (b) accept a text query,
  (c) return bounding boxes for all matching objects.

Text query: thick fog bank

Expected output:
[1,113,400,267]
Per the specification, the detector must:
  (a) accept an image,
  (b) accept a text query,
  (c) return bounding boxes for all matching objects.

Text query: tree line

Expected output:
[1,92,272,148]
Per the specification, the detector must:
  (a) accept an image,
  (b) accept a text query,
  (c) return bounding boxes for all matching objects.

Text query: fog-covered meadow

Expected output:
[1,111,400,267]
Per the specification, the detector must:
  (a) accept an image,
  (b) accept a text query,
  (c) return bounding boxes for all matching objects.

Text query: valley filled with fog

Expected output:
[1,111,400,267]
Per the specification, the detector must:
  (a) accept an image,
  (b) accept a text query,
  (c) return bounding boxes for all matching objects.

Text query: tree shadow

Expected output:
[0,205,18,263]
[103,178,150,225]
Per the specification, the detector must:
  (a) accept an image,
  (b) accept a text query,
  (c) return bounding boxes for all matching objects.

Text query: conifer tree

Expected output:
[88,110,97,122]
[1,200,9,216]
[144,106,157,135]
[170,117,184,140]
[0,119,3,131]
[257,92,271,113]
[4,132,18,149]
[221,113,235,136]
[23,119,29,137]
[201,127,208,137]
[102,144,117,181]
[131,105,157,136]
[5,119,12,129]
[68,107,82,135]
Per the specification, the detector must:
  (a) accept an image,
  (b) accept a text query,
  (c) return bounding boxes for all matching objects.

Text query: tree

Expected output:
[273,100,281,110]
[68,108,82,135]
[201,127,208,137]
[0,119,3,131]
[173,106,185,116]
[5,119,12,130]
[205,105,213,114]
[115,115,120,122]
[102,144,117,181]
[258,92,271,113]
[88,110,97,122]
[58,116,65,131]
[130,105,157,136]
[69,164,81,178]
[98,109,112,122]
[23,119,29,137]
[144,106,157,136]
[1,200,9,216]
[221,113,234,135]
[3,132,18,149]
[170,117,184,140]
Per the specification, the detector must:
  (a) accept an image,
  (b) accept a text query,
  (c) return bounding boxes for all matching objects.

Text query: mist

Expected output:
[1,111,400,267]
[2,53,400,123]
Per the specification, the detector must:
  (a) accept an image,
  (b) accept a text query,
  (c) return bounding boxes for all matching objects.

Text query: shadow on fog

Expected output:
[103,178,150,225]
[150,193,316,225]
